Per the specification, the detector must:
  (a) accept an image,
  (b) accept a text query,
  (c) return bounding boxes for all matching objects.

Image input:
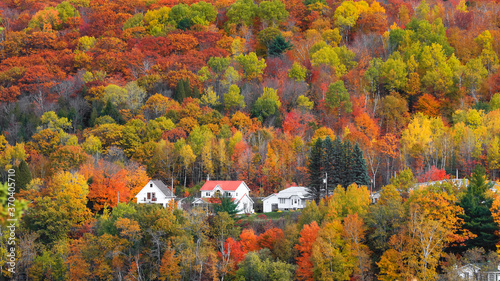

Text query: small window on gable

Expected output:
[236,193,238,197]
[150,183,153,187]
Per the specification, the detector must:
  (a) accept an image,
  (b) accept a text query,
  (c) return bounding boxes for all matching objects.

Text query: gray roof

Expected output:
[277,186,308,199]
[152,180,175,197]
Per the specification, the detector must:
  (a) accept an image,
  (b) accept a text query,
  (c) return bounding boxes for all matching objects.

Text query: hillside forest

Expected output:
[2,0,500,279]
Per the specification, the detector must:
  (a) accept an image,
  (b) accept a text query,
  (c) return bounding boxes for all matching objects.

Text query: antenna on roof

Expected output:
[207,174,210,181]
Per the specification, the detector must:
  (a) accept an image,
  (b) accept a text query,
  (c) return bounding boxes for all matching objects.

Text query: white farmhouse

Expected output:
[262,186,309,213]
[193,181,254,214]
[135,180,176,208]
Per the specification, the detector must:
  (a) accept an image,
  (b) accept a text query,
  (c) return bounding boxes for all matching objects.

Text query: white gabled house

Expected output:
[135,180,176,208]
[262,186,309,213]
[192,181,254,214]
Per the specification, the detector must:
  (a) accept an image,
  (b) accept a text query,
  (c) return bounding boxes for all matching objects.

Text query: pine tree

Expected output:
[175,79,186,102]
[102,100,124,124]
[331,137,343,188]
[184,77,192,98]
[89,105,99,127]
[322,136,334,196]
[268,34,293,57]
[342,140,355,187]
[459,165,498,252]
[352,143,371,187]
[307,138,324,203]
[15,160,32,191]
[192,85,201,99]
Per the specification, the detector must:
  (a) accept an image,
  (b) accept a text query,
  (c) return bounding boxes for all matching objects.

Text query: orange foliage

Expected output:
[257,227,284,251]
[415,94,442,117]
[295,221,320,281]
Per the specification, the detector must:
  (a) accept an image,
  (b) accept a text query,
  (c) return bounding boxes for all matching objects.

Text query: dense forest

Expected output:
[2,0,500,278]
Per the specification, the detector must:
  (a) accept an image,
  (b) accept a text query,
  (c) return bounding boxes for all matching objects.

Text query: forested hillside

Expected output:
[2,0,500,279]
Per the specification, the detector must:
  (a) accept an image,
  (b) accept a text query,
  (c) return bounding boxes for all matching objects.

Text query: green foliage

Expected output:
[288,62,307,82]
[297,95,314,111]
[235,52,267,80]
[459,165,498,252]
[235,249,296,280]
[190,1,217,26]
[226,0,258,27]
[213,196,239,216]
[325,80,352,117]
[15,160,31,190]
[224,84,246,111]
[491,93,500,111]
[258,0,289,27]
[268,34,293,57]
[251,87,281,121]
[390,168,416,194]
[123,13,144,30]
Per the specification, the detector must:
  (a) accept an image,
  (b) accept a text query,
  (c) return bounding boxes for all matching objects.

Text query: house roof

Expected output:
[152,180,175,197]
[276,186,308,199]
[200,181,244,191]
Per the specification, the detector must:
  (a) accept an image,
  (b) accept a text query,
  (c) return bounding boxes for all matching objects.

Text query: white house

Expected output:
[457,263,500,281]
[135,180,176,208]
[262,186,309,213]
[192,181,254,214]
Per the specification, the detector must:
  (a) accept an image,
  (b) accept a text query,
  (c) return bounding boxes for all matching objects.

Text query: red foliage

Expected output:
[417,166,451,183]
[162,128,188,142]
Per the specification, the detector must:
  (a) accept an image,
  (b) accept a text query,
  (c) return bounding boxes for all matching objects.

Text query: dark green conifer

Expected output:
[307,138,324,203]
[459,165,498,252]
[175,79,186,102]
[352,143,371,187]
[15,160,32,191]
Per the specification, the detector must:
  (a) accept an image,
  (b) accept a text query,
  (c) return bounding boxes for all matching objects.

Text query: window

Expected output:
[279,198,285,204]
[150,183,153,187]
[147,193,151,199]
[206,192,210,196]
[152,193,156,198]
[294,200,297,204]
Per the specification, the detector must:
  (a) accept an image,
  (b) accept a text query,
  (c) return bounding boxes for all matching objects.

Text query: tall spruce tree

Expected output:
[459,165,498,252]
[15,160,31,191]
[192,85,201,99]
[175,79,186,102]
[307,138,324,203]
[184,77,192,98]
[342,140,354,187]
[331,137,343,188]
[352,143,371,187]
[322,136,334,196]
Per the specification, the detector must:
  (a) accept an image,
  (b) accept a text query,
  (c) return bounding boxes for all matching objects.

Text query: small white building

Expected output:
[193,181,254,214]
[135,180,176,208]
[262,186,309,213]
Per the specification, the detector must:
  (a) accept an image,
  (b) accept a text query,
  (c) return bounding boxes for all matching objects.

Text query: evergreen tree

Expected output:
[307,138,324,203]
[15,160,32,191]
[192,85,201,99]
[459,165,498,252]
[342,140,354,187]
[267,34,293,57]
[330,137,343,188]
[184,77,192,98]
[102,100,124,124]
[213,194,239,216]
[175,79,186,102]
[89,105,99,127]
[322,136,334,196]
[352,143,371,187]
